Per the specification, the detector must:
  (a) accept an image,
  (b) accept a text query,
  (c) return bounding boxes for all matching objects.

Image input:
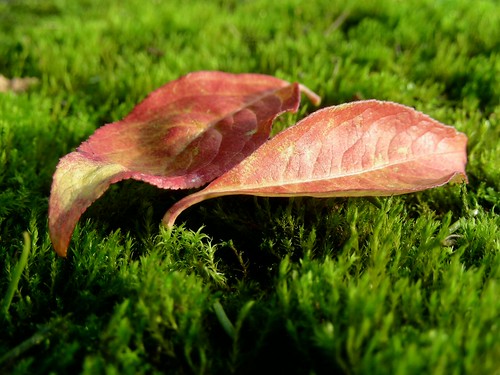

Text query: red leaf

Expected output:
[163,100,468,227]
[49,71,316,257]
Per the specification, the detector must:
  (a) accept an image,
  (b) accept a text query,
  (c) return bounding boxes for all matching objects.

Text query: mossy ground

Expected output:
[1,0,499,374]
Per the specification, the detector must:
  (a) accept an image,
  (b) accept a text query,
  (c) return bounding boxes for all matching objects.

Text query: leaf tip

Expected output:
[48,153,127,257]
[48,190,75,258]
[450,171,468,185]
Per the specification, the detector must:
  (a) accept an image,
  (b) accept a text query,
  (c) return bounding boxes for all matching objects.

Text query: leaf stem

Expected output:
[162,191,217,228]
[299,84,321,106]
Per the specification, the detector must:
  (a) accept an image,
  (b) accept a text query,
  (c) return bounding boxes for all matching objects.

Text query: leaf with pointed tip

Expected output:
[49,71,319,257]
[163,100,468,227]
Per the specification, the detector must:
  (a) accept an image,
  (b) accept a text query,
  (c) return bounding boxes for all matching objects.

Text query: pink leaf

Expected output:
[163,100,468,227]
[49,71,316,257]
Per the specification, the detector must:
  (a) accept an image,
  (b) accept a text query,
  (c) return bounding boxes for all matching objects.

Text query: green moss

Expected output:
[1,0,499,373]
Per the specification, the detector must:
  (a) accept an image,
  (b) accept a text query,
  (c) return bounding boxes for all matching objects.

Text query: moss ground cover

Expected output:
[1,0,499,373]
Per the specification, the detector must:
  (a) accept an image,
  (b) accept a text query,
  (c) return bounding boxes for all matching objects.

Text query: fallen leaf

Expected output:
[50,71,317,257]
[0,74,39,93]
[163,100,468,227]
